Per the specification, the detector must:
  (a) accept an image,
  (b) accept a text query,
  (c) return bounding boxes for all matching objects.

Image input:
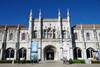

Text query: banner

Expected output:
[30,42,38,60]
[31,42,38,52]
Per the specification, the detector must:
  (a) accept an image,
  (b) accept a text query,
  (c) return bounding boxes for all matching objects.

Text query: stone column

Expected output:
[60,42,63,60]
[38,43,41,60]
[14,49,16,60]
[27,48,31,60]
[0,49,3,60]
[42,48,44,61]
[69,46,73,59]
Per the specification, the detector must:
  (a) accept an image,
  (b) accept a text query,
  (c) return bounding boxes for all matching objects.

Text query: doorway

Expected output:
[44,45,56,60]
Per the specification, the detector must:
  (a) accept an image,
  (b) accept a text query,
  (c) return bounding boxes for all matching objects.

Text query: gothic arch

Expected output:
[6,48,14,58]
[18,47,26,60]
[43,45,56,60]
[86,47,95,58]
[73,47,82,59]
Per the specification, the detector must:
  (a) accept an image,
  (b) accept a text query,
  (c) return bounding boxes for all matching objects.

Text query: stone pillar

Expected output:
[0,49,3,60]
[54,49,59,61]
[69,46,73,60]
[38,43,41,60]
[46,30,47,38]
[14,49,16,60]
[27,48,31,60]
[42,48,44,61]
[83,49,87,63]
[60,43,63,60]
[38,48,41,60]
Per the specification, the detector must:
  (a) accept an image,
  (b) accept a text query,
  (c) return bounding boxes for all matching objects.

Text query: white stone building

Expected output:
[72,24,100,60]
[0,9,100,61]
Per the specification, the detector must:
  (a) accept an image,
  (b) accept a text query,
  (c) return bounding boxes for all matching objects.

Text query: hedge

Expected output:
[69,59,85,64]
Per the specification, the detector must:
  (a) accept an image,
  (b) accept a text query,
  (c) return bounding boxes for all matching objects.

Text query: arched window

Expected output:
[9,33,13,40]
[86,48,94,58]
[19,48,26,59]
[86,32,90,40]
[6,48,14,58]
[73,47,82,59]
[21,33,25,40]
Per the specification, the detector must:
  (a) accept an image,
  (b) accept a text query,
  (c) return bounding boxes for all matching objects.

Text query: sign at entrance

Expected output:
[30,42,38,60]
[31,42,38,52]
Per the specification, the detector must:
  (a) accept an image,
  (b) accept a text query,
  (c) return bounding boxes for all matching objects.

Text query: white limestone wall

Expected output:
[74,30,83,42]
[74,28,100,60]
[84,30,95,41]
[20,30,30,60]
[62,42,70,60]
[85,42,97,50]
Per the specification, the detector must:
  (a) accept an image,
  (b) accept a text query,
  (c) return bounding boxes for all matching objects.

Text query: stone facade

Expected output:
[0,10,100,61]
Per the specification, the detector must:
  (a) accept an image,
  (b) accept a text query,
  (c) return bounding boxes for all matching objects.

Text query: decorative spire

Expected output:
[67,8,70,17]
[30,9,32,17]
[28,9,32,32]
[58,9,61,21]
[5,24,7,30]
[67,8,70,22]
[58,9,61,16]
[39,9,42,19]
[29,9,32,23]
[17,24,20,30]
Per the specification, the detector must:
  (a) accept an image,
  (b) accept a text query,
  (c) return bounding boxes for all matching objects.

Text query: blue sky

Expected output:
[0,0,100,26]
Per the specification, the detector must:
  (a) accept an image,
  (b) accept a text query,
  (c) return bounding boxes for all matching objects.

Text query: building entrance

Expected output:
[46,49,54,60]
[44,45,56,60]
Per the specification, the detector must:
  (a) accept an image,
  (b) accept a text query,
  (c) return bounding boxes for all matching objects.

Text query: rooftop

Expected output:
[32,18,67,22]
[0,25,25,30]
[74,24,100,29]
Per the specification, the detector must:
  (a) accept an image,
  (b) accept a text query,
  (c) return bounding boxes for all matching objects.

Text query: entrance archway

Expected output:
[86,47,95,58]
[44,45,56,60]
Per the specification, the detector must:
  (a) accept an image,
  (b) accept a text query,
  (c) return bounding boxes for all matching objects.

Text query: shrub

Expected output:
[0,60,12,63]
[73,59,85,64]
[69,58,73,64]
[91,60,100,64]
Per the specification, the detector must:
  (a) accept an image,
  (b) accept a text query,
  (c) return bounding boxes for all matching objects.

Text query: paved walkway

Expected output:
[0,61,100,67]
